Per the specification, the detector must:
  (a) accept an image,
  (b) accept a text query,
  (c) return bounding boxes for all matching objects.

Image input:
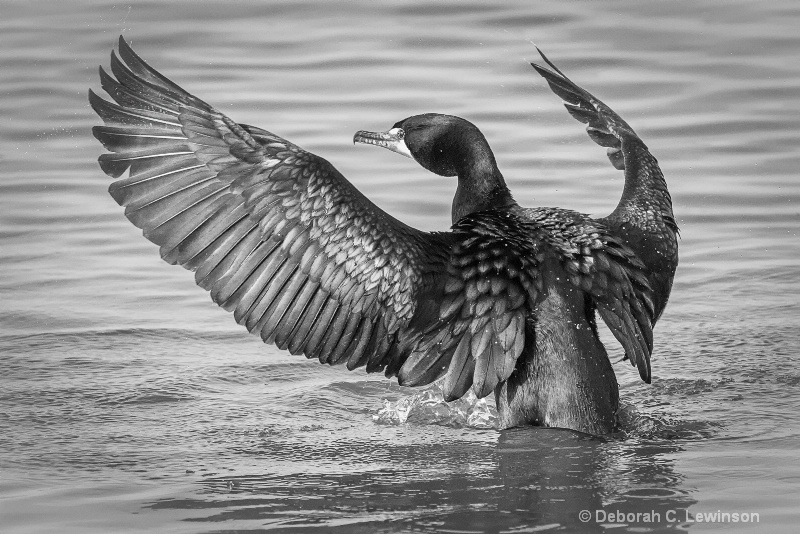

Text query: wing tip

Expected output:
[118,35,141,68]
[531,46,568,79]
[530,61,551,78]
[87,88,107,117]
[442,390,461,403]
[118,34,139,65]
[98,153,129,179]
[640,362,652,384]
[631,341,652,384]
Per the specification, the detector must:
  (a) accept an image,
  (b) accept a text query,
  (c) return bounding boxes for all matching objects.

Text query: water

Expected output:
[1,1,799,532]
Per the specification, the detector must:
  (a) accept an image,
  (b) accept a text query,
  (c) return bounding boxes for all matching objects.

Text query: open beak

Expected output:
[353,127,412,159]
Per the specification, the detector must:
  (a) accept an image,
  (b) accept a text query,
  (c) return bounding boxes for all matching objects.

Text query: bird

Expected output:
[90,37,677,435]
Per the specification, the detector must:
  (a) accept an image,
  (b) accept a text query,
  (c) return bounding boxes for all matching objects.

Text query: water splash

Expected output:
[373,382,497,429]
[374,383,721,439]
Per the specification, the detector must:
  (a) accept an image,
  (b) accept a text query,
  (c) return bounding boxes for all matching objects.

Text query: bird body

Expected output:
[90,38,677,435]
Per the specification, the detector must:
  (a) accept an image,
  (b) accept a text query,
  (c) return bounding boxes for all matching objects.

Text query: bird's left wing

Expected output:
[531,48,679,326]
[529,208,656,383]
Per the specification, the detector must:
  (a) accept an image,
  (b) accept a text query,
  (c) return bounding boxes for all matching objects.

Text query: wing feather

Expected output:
[531,48,637,171]
[442,335,475,401]
[525,206,656,382]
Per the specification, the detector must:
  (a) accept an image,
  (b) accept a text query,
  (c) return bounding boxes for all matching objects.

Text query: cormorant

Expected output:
[90,38,677,434]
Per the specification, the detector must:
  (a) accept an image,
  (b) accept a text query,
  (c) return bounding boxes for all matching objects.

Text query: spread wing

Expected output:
[530,48,678,234]
[90,36,533,399]
[531,48,678,334]
[532,208,656,383]
[530,49,670,382]
[585,235,655,383]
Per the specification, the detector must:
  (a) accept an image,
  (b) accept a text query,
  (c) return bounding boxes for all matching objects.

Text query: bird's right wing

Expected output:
[90,37,533,399]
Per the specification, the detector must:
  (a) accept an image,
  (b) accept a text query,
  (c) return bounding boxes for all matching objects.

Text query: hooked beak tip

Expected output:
[353,128,412,159]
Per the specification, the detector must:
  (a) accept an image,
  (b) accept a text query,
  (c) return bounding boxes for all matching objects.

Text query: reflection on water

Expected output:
[2,0,800,532]
[141,426,695,533]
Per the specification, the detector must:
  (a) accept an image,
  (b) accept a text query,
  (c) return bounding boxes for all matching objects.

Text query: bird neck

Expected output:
[451,155,515,223]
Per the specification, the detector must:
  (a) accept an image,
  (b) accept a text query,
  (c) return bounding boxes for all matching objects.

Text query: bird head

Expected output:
[354,113,494,177]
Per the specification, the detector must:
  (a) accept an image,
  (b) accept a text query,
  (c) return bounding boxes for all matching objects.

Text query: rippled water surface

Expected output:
[2,1,799,533]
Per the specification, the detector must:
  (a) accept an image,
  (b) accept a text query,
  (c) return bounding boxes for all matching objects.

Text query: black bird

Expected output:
[90,38,677,435]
